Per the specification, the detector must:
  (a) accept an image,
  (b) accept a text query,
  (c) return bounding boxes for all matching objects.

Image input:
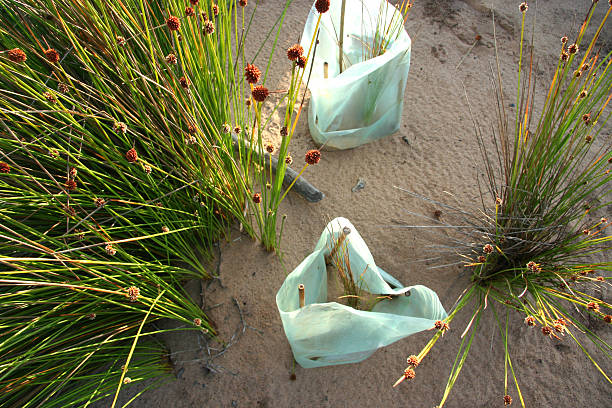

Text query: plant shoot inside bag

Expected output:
[301,0,412,149]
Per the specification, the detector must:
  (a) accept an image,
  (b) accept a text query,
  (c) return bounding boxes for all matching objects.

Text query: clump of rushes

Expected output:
[0,0,304,405]
[394,3,611,406]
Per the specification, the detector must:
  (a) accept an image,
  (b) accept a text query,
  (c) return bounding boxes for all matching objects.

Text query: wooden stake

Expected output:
[339,0,347,73]
[298,284,305,308]
[323,62,329,79]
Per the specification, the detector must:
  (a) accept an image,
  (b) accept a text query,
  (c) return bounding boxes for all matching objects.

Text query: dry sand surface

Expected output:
[101,1,612,407]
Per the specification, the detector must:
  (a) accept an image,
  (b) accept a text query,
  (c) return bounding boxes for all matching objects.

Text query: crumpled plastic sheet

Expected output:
[276,217,447,368]
[300,0,412,150]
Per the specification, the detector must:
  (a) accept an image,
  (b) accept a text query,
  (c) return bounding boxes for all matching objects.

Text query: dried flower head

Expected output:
[585,135,592,143]
[504,395,512,406]
[233,125,242,134]
[541,326,552,336]
[604,315,612,324]
[94,197,105,207]
[287,44,304,61]
[244,63,261,84]
[579,90,588,98]
[581,63,590,72]
[66,179,77,191]
[561,36,568,44]
[203,20,215,35]
[587,302,599,312]
[144,164,152,174]
[574,69,582,78]
[406,355,419,367]
[165,53,178,64]
[560,51,569,62]
[477,255,486,263]
[495,196,503,205]
[88,312,96,320]
[167,16,181,31]
[305,149,321,165]
[179,76,191,89]
[265,144,275,154]
[212,4,219,16]
[245,98,252,107]
[64,205,76,217]
[527,261,541,273]
[7,48,26,63]
[280,126,288,137]
[315,0,330,13]
[44,48,60,63]
[296,55,307,69]
[161,226,169,233]
[239,0,247,7]
[190,0,199,4]
[185,6,195,17]
[185,135,197,145]
[114,121,128,134]
[127,286,140,302]
[222,123,231,133]
[252,193,262,204]
[403,367,416,380]
[568,43,578,54]
[126,148,138,163]
[43,92,57,103]
[105,244,116,256]
[582,113,591,124]
[123,377,132,384]
[251,85,269,102]
[483,244,493,254]
[57,82,69,94]
[434,320,449,332]
[285,154,293,165]
[117,36,126,46]
[524,316,536,326]
[0,162,11,173]
[194,317,202,326]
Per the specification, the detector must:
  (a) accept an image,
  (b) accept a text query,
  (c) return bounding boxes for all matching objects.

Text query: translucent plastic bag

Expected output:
[276,218,447,368]
[300,0,412,150]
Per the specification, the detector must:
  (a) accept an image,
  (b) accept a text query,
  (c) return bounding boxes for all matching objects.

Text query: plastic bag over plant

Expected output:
[276,217,446,368]
[301,0,411,149]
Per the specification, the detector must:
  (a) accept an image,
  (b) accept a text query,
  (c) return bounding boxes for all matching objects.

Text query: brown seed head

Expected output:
[239,0,247,7]
[504,395,513,406]
[524,316,536,326]
[579,90,588,98]
[222,123,231,133]
[44,48,60,63]
[117,36,126,46]
[212,4,219,16]
[190,0,199,4]
[203,20,215,34]
[285,155,293,165]
[66,179,77,191]
[403,367,416,380]
[69,167,77,179]
[478,255,486,263]
[105,244,116,256]
[582,113,591,124]
[251,85,269,102]
[406,355,420,367]
[541,326,552,336]
[604,315,612,323]
[127,286,140,302]
[165,53,178,64]
[95,197,105,207]
[58,82,69,94]
[179,76,191,89]
[161,226,169,233]
[434,320,449,332]
[234,125,242,134]
[0,162,11,173]
[280,126,288,137]
[167,16,181,31]
[305,149,321,165]
[560,51,569,62]
[296,55,307,69]
[581,63,590,72]
[315,0,330,13]
[265,144,275,154]
[561,36,568,44]
[519,2,528,12]
[587,301,600,312]
[114,121,127,134]
[244,63,261,84]
[252,193,262,204]
[43,92,57,103]
[126,148,138,163]
[287,44,304,61]
[483,244,493,254]
[553,323,565,334]
[568,43,578,54]
[527,261,541,273]
[194,317,202,326]
[144,164,152,174]
[185,6,195,17]
[8,48,27,63]
[585,135,592,143]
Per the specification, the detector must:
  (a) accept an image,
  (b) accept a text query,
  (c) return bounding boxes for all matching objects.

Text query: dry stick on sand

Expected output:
[298,284,305,308]
[455,35,482,71]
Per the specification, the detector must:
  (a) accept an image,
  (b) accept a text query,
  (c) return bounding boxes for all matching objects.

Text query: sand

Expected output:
[103,1,612,407]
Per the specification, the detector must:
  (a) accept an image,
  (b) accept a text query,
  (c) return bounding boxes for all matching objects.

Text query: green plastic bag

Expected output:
[276,218,447,368]
[300,0,411,150]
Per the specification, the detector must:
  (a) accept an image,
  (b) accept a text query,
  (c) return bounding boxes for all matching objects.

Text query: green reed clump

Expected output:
[394,2,611,406]
[1,0,318,405]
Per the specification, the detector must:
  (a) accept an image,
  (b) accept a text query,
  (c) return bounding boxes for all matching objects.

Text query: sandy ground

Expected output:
[101,1,611,407]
